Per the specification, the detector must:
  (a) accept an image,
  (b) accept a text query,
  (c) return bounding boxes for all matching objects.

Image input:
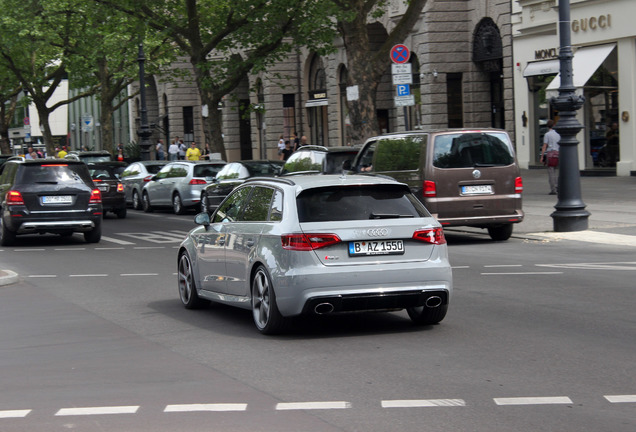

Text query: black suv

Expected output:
[87,161,127,219]
[280,145,360,175]
[0,158,103,245]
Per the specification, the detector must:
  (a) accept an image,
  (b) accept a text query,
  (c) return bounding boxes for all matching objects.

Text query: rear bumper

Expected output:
[16,219,98,234]
[435,211,524,228]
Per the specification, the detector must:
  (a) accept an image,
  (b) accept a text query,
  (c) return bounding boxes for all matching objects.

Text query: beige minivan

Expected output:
[350,129,524,241]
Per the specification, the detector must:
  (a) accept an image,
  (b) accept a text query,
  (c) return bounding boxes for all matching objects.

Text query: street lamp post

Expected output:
[137,43,152,161]
[550,0,590,231]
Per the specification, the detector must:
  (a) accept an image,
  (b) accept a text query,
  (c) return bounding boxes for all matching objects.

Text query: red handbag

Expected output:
[546,150,559,167]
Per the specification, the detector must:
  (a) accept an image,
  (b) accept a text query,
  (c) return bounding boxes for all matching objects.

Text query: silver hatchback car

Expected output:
[177,174,452,334]
[142,160,226,214]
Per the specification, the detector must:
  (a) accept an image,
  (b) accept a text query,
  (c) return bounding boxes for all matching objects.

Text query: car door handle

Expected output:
[246,239,254,247]
[218,237,225,245]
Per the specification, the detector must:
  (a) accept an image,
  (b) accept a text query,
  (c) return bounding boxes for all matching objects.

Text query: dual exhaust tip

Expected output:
[313,295,443,315]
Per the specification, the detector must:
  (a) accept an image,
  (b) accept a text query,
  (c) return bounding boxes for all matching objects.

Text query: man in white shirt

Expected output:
[541,119,560,195]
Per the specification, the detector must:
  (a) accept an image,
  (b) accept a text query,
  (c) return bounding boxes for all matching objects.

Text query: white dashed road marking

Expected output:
[275,401,351,410]
[0,410,31,418]
[382,399,466,408]
[164,403,247,412]
[55,406,140,416]
[493,396,573,406]
[605,395,636,403]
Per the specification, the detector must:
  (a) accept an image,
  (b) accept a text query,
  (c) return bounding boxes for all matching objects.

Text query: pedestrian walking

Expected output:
[540,119,560,195]
[155,139,166,160]
[186,142,201,161]
[168,140,179,161]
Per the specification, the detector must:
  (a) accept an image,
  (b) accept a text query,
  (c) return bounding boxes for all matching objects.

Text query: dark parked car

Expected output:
[87,161,127,218]
[65,150,113,163]
[280,145,360,175]
[200,160,284,213]
[0,158,102,245]
[120,160,168,210]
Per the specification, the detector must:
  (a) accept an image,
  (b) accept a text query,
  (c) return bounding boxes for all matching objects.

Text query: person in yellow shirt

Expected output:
[186,142,201,161]
[57,146,68,158]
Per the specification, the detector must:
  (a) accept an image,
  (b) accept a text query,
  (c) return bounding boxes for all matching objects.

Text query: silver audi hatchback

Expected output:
[177,174,452,334]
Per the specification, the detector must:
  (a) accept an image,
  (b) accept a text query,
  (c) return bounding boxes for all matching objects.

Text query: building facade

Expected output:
[128,0,514,163]
[512,0,635,176]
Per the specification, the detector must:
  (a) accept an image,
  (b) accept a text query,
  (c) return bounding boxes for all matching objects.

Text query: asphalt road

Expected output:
[0,209,634,431]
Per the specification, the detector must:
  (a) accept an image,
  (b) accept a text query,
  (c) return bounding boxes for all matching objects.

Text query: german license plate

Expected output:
[461,185,493,195]
[42,195,73,204]
[349,240,405,256]
[97,184,109,192]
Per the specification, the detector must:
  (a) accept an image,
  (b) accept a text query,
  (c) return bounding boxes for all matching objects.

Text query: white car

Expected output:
[177,174,453,334]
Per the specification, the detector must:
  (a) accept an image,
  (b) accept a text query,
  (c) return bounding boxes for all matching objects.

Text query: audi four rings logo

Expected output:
[365,228,390,237]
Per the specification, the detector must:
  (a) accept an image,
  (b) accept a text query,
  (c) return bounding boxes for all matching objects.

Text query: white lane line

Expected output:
[164,403,247,412]
[69,274,108,277]
[531,231,636,247]
[484,264,523,268]
[0,409,31,418]
[120,273,159,276]
[13,248,45,252]
[275,401,351,410]
[28,275,57,278]
[452,266,470,269]
[95,247,125,250]
[494,396,572,406]
[100,236,135,245]
[55,406,139,416]
[382,399,465,408]
[481,272,563,276]
[605,395,636,403]
[133,246,166,250]
[54,248,85,251]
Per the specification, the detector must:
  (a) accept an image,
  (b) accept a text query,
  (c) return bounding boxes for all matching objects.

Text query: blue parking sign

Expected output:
[397,84,410,96]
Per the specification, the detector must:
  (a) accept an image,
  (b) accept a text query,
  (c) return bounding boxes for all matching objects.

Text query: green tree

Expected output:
[95,0,339,159]
[0,66,22,154]
[337,0,428,142]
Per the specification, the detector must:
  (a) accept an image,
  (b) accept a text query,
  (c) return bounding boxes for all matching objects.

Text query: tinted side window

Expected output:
[156,165,171,179]
[433,132,514,168]
[374,136,423,171]
[213,186,252,223]
[356,142,376,170]
[297,185,430,222]
[241,187,274,222]
[170,165,188,178]
[270,190,283,222]
[17,164,92,185]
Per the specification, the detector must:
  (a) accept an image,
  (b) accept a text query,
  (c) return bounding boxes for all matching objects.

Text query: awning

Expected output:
[546,43,616,91]
[305,99,328,108]
[523,59,560,77]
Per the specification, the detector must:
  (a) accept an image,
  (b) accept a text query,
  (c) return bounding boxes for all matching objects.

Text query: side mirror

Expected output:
[194,212,210,227]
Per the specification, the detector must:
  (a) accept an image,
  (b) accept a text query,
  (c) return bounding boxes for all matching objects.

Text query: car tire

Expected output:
[487,224,513,241]
[0,220,16,246]
[132,190,141,210]
[115,207,127,219]
[142,192,153,213]
[173,193,185,215]
[251,266,287,335]
[407,304,448,326]
[200,193,208,213]
[178,251,208,309]
[84,223,101,243]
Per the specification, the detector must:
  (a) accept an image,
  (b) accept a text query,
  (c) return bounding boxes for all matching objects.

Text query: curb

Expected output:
[0,270,19,286]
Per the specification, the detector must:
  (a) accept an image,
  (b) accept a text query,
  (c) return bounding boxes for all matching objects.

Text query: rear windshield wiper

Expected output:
[369,213,414,219]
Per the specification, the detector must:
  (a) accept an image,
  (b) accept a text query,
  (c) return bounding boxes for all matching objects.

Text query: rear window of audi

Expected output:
[296,185,430,222]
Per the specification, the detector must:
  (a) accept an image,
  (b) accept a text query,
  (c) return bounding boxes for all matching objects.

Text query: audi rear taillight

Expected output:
[281,233,341,251]
[423,180,437,197]
[189,179,207,185]
[413,228,446,245]
[6,190,24,205]
[117,183,124,193]
[515,176,523,194]
[89,189,102,204]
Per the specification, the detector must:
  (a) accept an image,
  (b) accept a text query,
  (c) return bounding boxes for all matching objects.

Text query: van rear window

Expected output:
[297,185,430,222]
[433,132,514,168]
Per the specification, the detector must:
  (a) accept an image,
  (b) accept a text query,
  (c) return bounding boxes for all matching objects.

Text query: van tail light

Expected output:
[515,176,523,194]
[423,180,437,197]
[6,190,24,205]
[117,183,124,193]
[413,228,446,245]
[281,233,341,251]
[89,189,102,204]
[189,179,207,185]
[143,175,153,182]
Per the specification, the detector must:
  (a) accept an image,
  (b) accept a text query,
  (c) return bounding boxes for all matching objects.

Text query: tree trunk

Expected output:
[100,96,115,155]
